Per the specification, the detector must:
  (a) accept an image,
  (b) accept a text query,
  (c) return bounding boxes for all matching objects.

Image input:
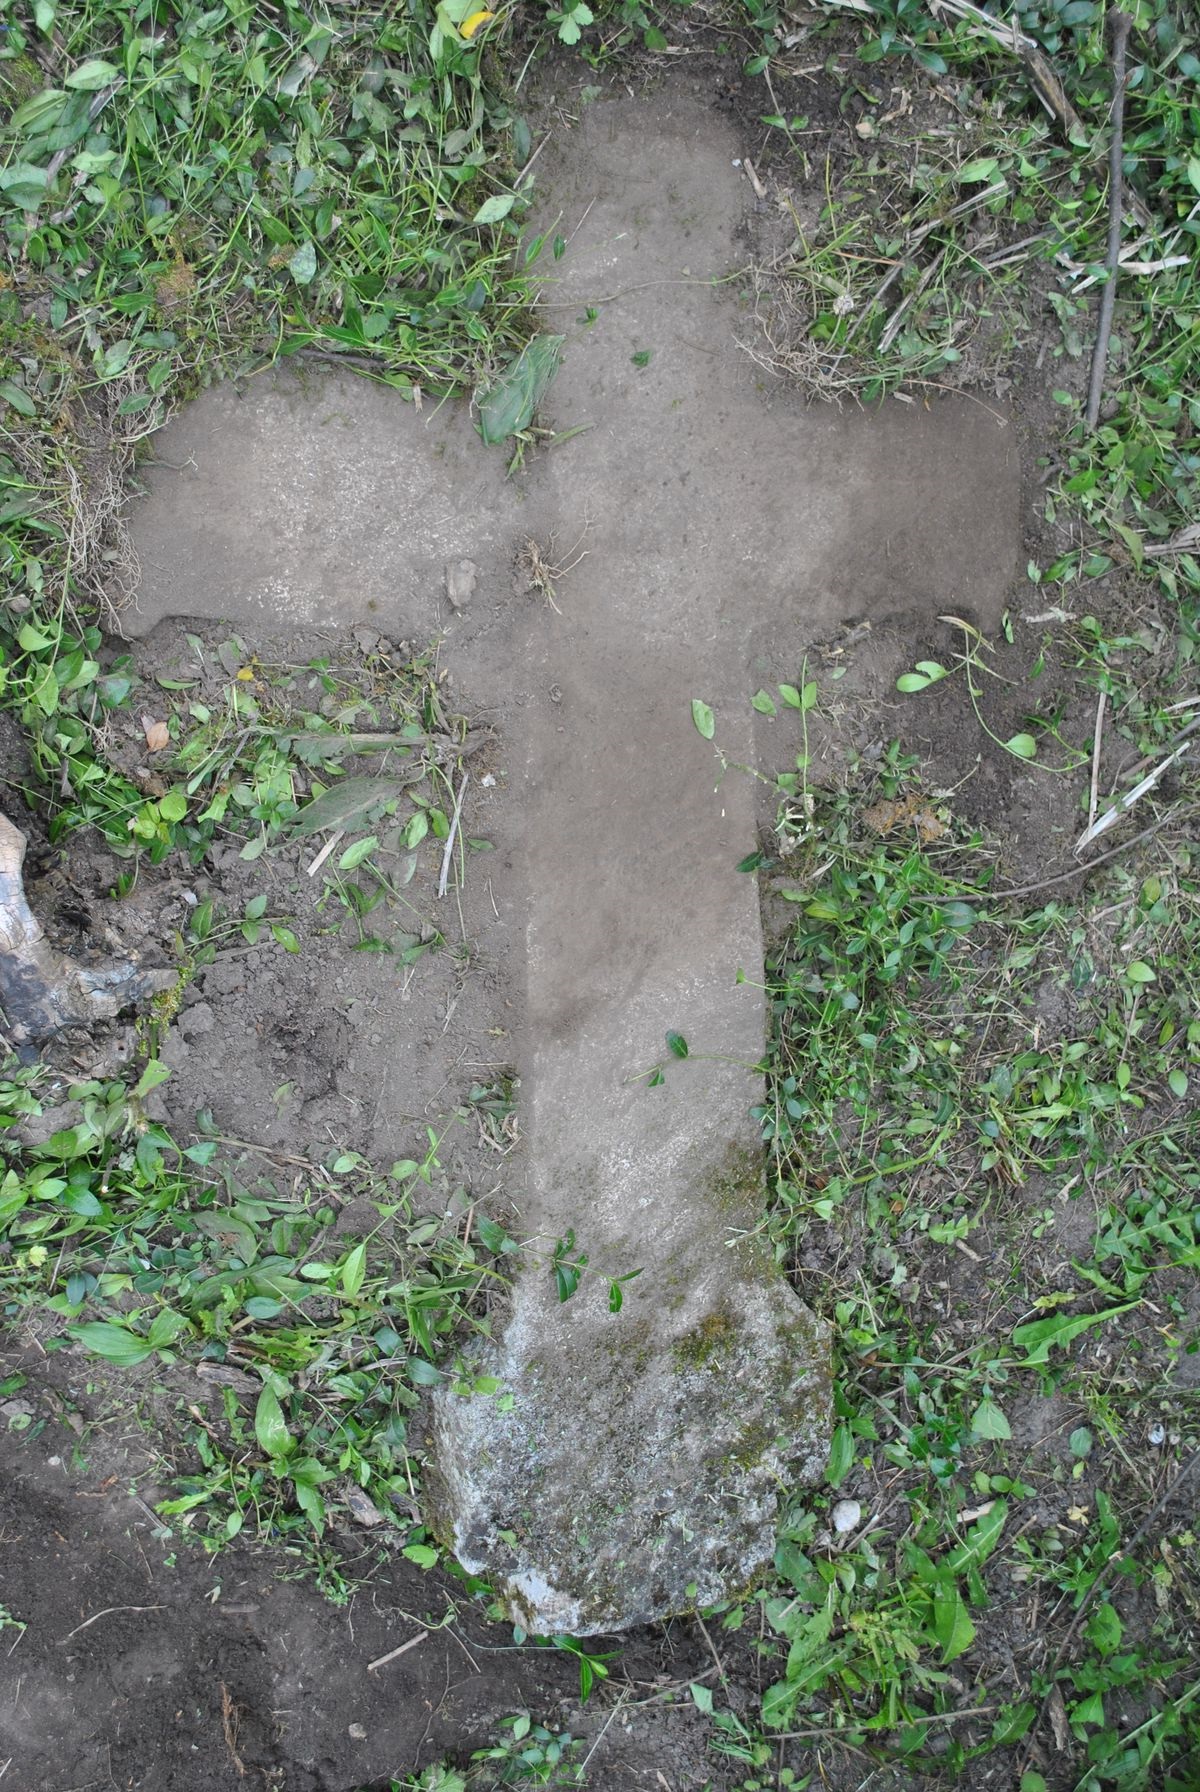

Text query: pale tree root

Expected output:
[0,812,176,1051]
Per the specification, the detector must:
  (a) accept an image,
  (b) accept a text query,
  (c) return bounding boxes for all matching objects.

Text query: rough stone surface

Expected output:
[445,558,478,611]
[122,90,1019,1633]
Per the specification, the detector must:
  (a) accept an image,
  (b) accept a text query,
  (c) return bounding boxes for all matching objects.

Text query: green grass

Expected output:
[690,6,1200,1781]
[709,641,1198,1783]
[0,1055,512,1585]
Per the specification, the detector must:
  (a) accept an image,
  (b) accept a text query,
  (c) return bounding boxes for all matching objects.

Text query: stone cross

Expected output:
[127,95,1018,1633]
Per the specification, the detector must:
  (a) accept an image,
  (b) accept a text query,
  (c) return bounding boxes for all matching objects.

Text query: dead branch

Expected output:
[1085,10,1134,431]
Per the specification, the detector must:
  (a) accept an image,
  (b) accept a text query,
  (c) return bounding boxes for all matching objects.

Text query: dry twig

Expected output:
[1087,689,1106,835]
[1075,738,1191,854]
[1084,10,1134,432]
[517,516,592,612]
[916,805,1187,904]
[367,1629,430,1673]
[437,772,469,900]
[57,1603,165,1644]
[220,1682,247,1778]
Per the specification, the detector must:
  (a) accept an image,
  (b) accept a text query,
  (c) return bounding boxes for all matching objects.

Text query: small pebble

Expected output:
[832,1498,861,1534]
[445,558,478,611]
[1149,1423,1166,1446]
[348,1723,367,1741]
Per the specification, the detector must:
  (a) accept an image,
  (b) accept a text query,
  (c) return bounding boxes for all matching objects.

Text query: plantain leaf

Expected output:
[255,1384,293,1459]
[289,775,417,838]
[68,1322,155,1365]
[478,334,564,444]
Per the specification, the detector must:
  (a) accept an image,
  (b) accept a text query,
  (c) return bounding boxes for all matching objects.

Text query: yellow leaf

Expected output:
[235,667,255,681]
[460,9,494,37]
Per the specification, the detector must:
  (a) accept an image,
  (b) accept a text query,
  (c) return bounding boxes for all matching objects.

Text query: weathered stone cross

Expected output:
[127,93,1017,1634]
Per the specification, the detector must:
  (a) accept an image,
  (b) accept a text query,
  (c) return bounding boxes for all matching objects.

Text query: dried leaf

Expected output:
[142,715,170,752]
[344,1485,385,1527]
[861,793,946,842]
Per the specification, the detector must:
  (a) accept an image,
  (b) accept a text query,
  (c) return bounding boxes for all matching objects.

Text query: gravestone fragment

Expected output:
[124,89,1019,1633]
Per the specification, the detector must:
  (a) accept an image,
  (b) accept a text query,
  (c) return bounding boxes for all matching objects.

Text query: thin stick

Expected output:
[915,806,1184,905]
[773,1704,997,1740]
[1075,739,1191,853]
[579,1688,630,1771]
[1119,711,1200,781]
[220,1682,246,1779]
[694,1613,729,1690]
[1084,11,1133,432]
[306,828,344,878]
[1144,522,1200,558]
[437,772,468,900]
[368,1629,429,1673]
[57,1604,165,1644]
[1087,690,1106,834]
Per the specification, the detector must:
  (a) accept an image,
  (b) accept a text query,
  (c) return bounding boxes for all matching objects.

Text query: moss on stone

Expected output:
[672,1304,737,1369]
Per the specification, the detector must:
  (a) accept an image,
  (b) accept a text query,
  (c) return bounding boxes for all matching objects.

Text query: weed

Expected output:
[515,522,592,614]
[715,728,1200,1778]
[471,1710,587,1783]
[0,1064,508,1564]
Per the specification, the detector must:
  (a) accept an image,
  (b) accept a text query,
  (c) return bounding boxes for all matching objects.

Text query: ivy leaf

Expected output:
[691,698,715,740]
[969,1396,1011,1441]
[476,1215,513,1253]
[1086,1600,1123,1657]
[1005,732,1038,760]
[132,1058,171,1100]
